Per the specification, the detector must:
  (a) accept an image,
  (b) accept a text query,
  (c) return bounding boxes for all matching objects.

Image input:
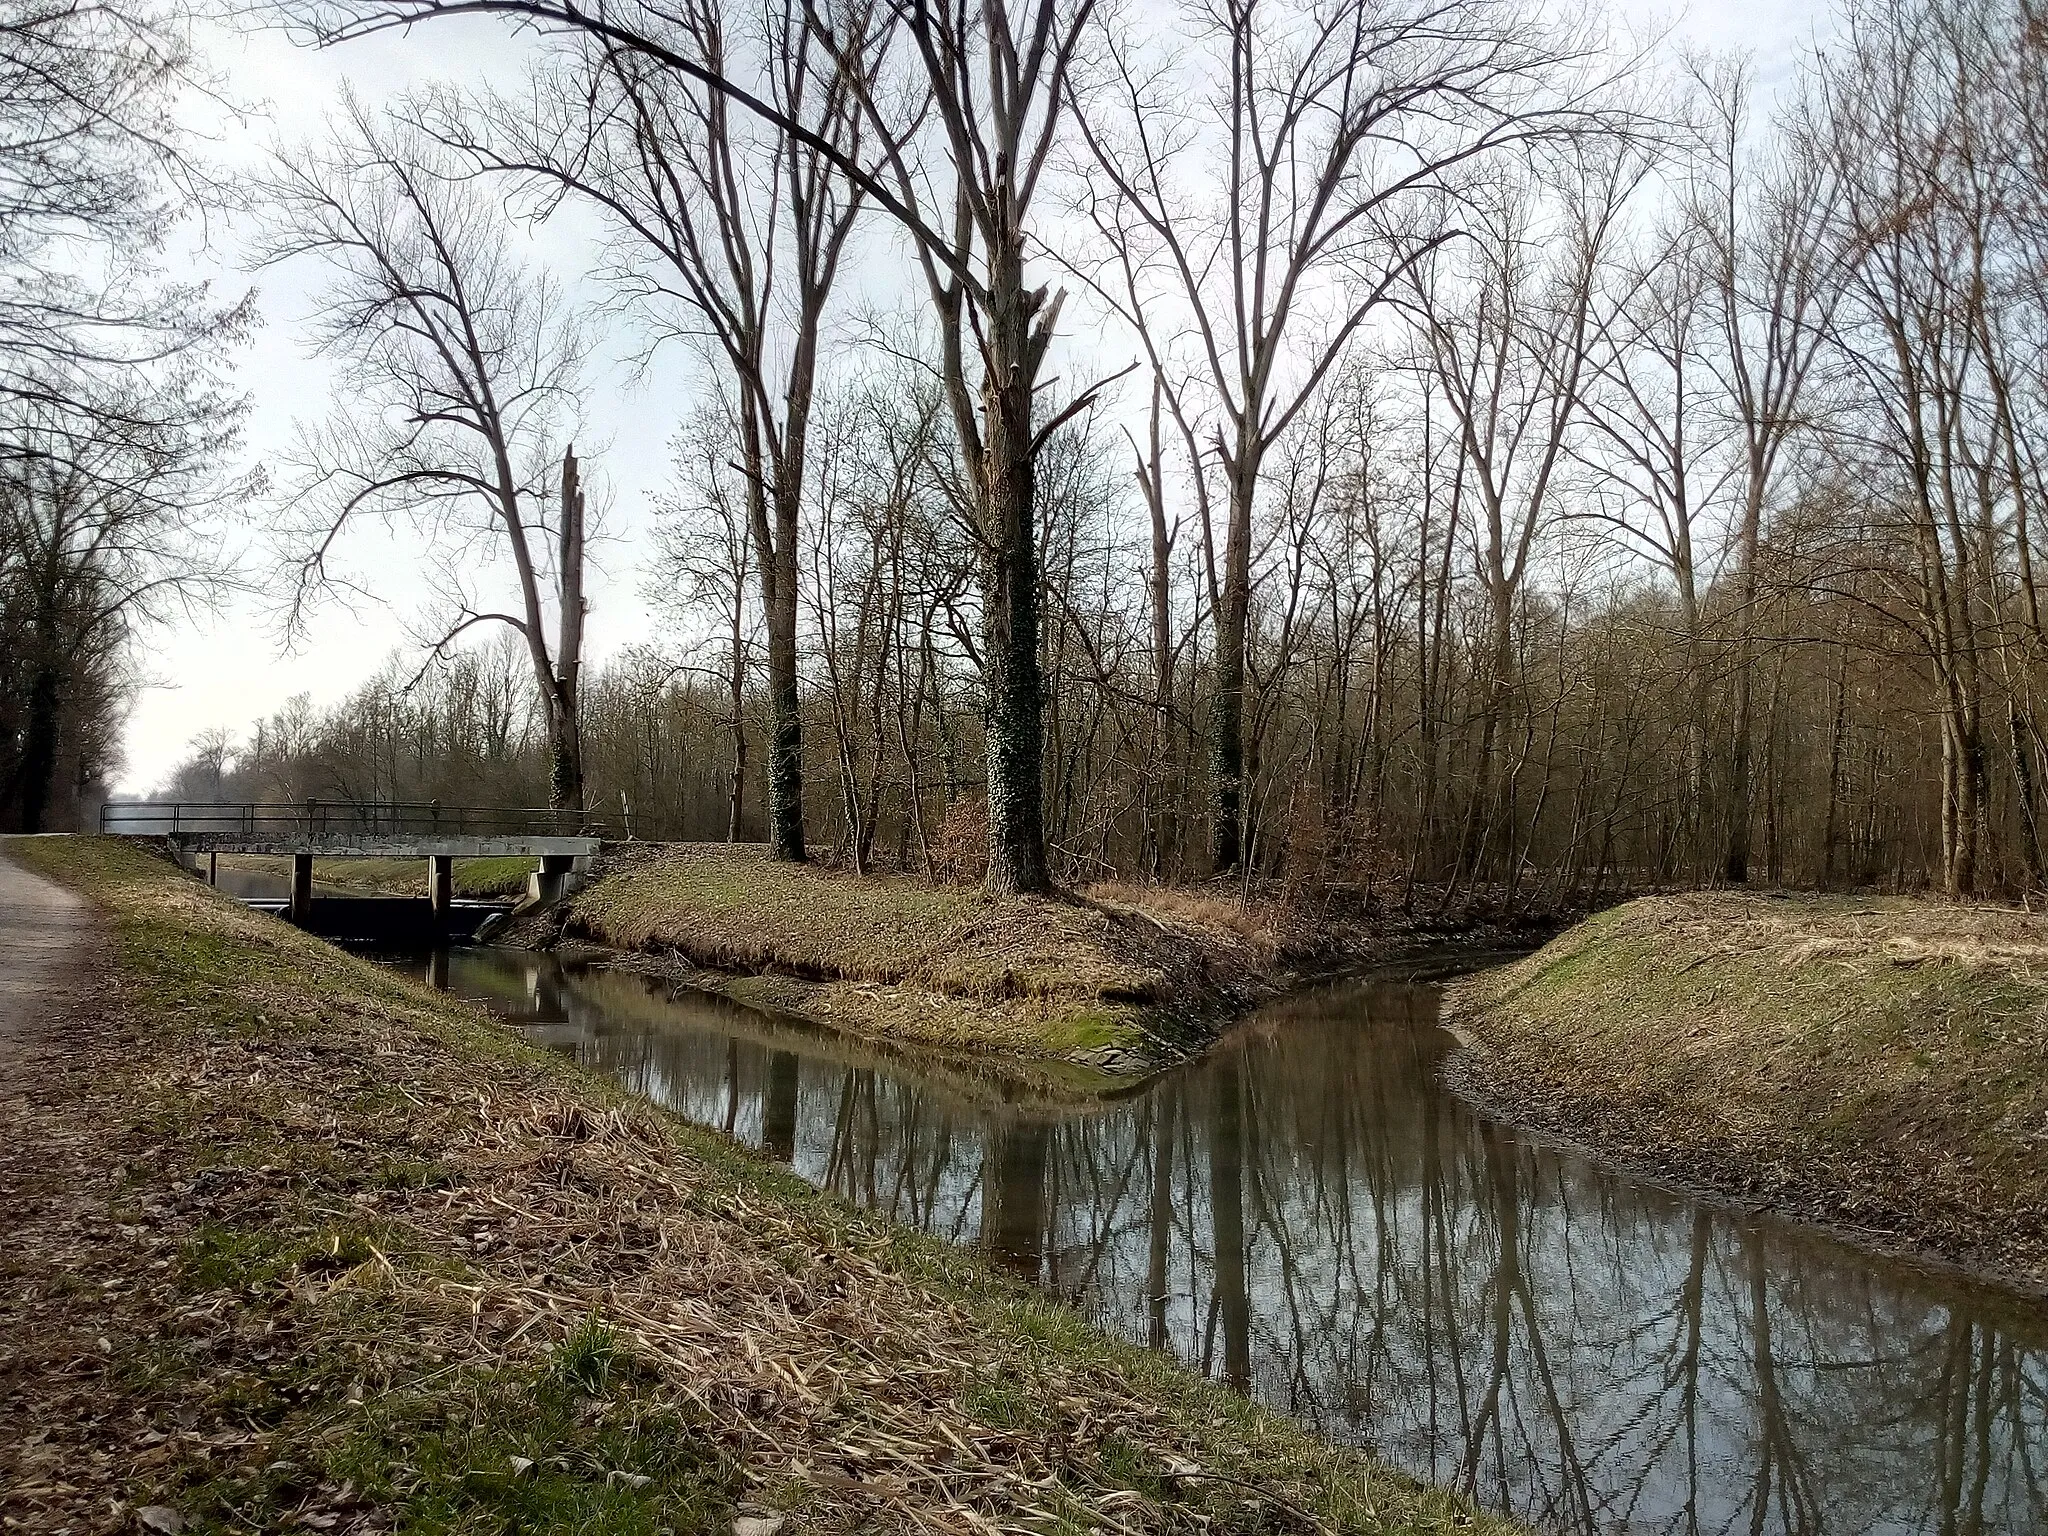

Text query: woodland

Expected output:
[7,0,2047,907]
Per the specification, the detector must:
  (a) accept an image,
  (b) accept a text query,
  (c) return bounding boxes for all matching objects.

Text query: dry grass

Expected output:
[1081,885,1293,963]
[1,836,1516,1536]
[570,847,1213,1002]
[1447,891,2048,1290]
[559,847,1295,1070]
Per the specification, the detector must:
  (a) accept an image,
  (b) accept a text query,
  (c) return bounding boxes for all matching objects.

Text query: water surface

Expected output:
[395,946,2048,1536]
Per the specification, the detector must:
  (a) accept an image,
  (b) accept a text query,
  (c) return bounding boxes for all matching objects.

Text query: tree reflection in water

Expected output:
[414,950,2048,1536]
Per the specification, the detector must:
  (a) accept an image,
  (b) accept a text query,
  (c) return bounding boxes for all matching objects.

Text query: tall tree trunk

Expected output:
[547,448,587,814]
[1148,511,1174,878]
[1821,646,1849,887]
[1724,475,1764,884]
[1138,382,1175,879]
[727,603,747,843]
[1950,719,1984,898]
[1461,584,1515,884]
[16,660,63,835]
[735,393,807,860]
[763,407,809,862]
[1210,461,1256,873]
[1677,579,1709,878]
[764,548,806,860]
[2009,697,2043,891]
[976,245,1052,897]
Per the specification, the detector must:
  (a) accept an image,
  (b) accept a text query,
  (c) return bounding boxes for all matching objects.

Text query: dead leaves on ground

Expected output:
[5,998,1342,1536]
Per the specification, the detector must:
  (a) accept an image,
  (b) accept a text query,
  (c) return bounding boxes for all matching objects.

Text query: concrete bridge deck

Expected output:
[157,833,599,857]
[100,801,603,923]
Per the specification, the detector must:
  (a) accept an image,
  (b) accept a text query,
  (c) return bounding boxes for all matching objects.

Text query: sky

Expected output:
[114,0,1839,794]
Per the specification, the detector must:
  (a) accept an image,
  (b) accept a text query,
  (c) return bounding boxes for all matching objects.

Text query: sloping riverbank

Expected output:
[543,843,1513,1083]
[1445,891,2048,1292]
[0,836,1517,1536]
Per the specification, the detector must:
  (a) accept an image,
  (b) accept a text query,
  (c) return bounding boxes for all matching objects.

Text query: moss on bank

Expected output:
[1446,891,2048,1290]
[556,845,1295,1074]
[3,836,1515,1536]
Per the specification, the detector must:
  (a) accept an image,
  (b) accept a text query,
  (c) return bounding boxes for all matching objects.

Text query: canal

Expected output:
[381,943,2044,1536]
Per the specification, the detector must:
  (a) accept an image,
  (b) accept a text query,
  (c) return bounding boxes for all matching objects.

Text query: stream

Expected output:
[378,943,2045,1536]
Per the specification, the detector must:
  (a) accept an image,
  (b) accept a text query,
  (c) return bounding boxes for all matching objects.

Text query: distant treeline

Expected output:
[160,488,2023,907]
[23,0,2048,910]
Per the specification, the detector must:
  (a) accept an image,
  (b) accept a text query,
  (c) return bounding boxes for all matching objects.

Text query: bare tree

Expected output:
[230,0,2048,907]
[0,0,251,831]
[650,398,758,841]
[1695,57,1842,884]
[1126,376,1183,877]
[1072,0,1609,870]
[1574,198,1736,871]
[255,96,595,812]
[291,0,1113,893]
[829,0,1115,893]
[1803,0,2033,896]
[1404,152,1641,886]
[0,375,247,830]
[420,0,886,861]
[0,0,244,416]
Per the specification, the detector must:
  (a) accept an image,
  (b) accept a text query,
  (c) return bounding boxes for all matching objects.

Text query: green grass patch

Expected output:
[169,1344,737,1536]
[550,1312,625,1394]
[569,845,1166,1001]
[179,1224,379,1292]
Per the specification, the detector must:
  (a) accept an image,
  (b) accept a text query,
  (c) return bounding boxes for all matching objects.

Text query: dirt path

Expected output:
[0,847,145,1532]
[0,842,94,1070]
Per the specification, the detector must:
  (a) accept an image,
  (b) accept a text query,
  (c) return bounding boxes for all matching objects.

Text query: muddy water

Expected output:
[394,946,2048,1536]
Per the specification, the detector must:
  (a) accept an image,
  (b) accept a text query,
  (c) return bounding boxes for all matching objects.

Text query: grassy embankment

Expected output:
[3,836,1515,1536]
[1446,891,2048,1290]
[552,845,1314,1079]
[214,852,539,897]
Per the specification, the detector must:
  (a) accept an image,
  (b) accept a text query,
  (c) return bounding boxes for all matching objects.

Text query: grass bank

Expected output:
[550,845,1357,1081]
[1446,891,2048,1291]
[2,836,1515,1536]
[215,851,539,897]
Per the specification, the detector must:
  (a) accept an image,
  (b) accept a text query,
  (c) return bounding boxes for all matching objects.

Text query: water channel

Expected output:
[365,942,2047,1536]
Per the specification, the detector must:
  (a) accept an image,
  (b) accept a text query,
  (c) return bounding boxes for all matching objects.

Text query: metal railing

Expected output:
[99,799,611,839]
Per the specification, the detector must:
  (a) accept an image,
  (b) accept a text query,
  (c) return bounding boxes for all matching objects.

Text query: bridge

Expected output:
[99,800,604,924]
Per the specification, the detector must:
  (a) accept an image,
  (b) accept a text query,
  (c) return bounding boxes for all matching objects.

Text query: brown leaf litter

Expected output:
[2,837,1506,1536]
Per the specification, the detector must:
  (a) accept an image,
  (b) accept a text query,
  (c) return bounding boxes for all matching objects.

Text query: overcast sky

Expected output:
[116,0,1839,794]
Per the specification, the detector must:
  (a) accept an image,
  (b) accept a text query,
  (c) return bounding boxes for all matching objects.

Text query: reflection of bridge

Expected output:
[99,800,603,923]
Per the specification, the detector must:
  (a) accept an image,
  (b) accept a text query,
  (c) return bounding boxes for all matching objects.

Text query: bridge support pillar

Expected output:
[429,855,453,920]
[536,853,576,905]
[207,851,217,887]
[290,854,313,925]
